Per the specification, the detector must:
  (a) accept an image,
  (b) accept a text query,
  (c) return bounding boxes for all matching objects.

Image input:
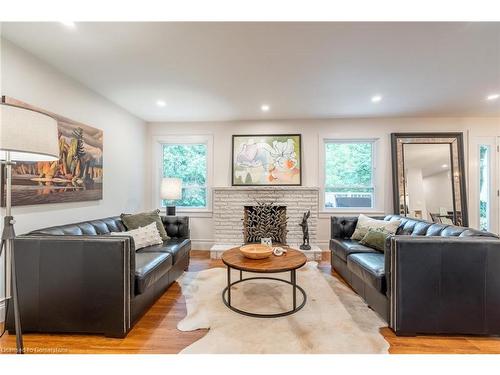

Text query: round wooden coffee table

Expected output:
[221,246,307,318]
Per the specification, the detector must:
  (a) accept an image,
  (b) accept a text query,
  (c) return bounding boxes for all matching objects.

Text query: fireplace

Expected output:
[213,186,319,246]
[243,202,288,244]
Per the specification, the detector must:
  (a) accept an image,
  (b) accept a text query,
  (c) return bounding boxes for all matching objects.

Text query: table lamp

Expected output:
[160,177,182,216]
[0,104,59,354]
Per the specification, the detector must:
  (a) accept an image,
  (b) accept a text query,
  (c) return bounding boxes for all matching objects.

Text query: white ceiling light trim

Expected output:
[260,104,270,112]
[486,93,499,101]
[371,95,383,103]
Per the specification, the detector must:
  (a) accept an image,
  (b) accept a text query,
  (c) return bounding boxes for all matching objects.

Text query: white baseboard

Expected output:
[316,241,329,250]
[191,239,215,250]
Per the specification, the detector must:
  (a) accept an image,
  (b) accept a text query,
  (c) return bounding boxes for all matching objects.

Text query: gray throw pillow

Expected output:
[120,209,169,241]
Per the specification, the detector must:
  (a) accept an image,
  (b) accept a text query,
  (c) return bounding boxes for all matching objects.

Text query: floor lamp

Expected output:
[0,104,59,354]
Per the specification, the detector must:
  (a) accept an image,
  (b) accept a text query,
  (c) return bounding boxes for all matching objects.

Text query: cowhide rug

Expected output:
[177,262,389,354]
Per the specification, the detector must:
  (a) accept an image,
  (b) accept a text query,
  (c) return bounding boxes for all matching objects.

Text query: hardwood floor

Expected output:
[1,251,499,354]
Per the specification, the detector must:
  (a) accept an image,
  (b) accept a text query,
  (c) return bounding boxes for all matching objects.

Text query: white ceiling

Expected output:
[1,22,500,122]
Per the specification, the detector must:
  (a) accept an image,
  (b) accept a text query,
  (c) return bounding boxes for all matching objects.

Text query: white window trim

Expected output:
[469,135,498,233]
[319,136,384,215]
[152,134,213,217]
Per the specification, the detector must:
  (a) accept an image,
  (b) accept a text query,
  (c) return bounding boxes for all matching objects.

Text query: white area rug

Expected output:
[177,262,389,354]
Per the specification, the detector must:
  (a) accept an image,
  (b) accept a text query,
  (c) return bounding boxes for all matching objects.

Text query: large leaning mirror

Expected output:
[391,133,468,226]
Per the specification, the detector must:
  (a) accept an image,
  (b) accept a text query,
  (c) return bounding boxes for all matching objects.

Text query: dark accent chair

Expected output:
[330,214,500,336]
[6,215,191,338]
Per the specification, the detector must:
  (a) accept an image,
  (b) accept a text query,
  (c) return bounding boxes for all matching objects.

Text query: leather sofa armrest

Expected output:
[8,235,134,337]
[330,216,359,239]
[162,215,190,239]
[383,234,396,298]
[389,236,500,335]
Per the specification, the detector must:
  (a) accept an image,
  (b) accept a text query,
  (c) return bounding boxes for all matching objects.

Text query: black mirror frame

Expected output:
[391,132,468,227]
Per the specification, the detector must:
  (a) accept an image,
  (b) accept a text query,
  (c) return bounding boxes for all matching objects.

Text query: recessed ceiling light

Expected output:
[486,93,499,101]
[60,21,76,28]
[371,95,382,103]
[260,104,270,112]
[442,164,449,168]
[156,100,166,107]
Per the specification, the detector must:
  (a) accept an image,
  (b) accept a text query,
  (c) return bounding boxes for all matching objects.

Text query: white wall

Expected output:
[0,39,147,316]
[147,117,500,249]
[424,171,454,217]
[406,167,428,219]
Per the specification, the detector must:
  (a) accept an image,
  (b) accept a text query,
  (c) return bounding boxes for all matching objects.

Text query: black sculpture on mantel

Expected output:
[299,210,311,250]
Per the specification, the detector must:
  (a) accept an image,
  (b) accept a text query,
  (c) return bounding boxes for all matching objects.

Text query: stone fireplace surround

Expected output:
[211,186,320,259]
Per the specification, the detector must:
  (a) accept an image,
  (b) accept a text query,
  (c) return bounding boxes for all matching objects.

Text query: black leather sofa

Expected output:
[6,215,191,338]
[330,214,500,336]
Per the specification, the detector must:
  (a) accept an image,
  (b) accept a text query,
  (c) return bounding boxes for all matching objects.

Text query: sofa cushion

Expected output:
[347,253,386,293]
[137,238,191,264]
[29,216,125,236]
[163,238,191,263]
[330,239,379,262]
[135,252,173,295]
[382,214,499,238]
[459,228,498,237]
[410,221,433,236]
[88,217,126,234]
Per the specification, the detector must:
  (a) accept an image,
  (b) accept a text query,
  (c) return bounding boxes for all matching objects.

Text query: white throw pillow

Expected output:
[351,214,401,241]
[111,222,163,250]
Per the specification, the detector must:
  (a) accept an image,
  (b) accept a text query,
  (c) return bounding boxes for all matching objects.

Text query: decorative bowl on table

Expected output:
[239,244,273,259]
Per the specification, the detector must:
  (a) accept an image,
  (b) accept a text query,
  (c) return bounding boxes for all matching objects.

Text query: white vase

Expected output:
[261,237,272,247]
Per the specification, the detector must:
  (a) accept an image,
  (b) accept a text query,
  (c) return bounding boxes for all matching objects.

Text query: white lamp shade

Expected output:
[161,177,182,200]
[0,104,59,161]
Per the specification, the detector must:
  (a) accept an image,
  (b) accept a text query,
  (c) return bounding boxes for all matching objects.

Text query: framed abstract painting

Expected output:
[1,96,103,206]
[232,134,302,186]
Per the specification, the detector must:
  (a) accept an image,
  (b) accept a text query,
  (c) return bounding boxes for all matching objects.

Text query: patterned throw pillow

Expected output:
[351,214,400,241]
[121,209,169,241]
[111,222,163,250]
[359,228,390,252]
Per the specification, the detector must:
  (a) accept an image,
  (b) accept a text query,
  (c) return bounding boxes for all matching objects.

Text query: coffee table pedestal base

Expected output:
[222,267,307,318]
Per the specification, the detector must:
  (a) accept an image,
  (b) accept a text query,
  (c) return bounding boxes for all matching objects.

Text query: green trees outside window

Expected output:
[162,144,207,208]
[324,141,374,208]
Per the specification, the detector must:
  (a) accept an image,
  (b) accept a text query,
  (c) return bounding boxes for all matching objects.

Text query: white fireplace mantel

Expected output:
[212,186,319,245]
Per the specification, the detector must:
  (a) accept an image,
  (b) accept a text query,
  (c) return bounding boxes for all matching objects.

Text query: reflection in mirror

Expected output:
[403,144,454,224]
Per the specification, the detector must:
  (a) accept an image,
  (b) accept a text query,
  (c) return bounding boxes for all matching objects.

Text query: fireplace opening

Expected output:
[242,202,288,244]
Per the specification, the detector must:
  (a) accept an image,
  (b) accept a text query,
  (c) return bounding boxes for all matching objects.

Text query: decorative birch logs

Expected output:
[242,201,288,244]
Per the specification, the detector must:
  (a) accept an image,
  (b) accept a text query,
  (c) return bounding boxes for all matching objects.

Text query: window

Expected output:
[324,140,375,209]
[156,135,212,210]
[479,145,490,231]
